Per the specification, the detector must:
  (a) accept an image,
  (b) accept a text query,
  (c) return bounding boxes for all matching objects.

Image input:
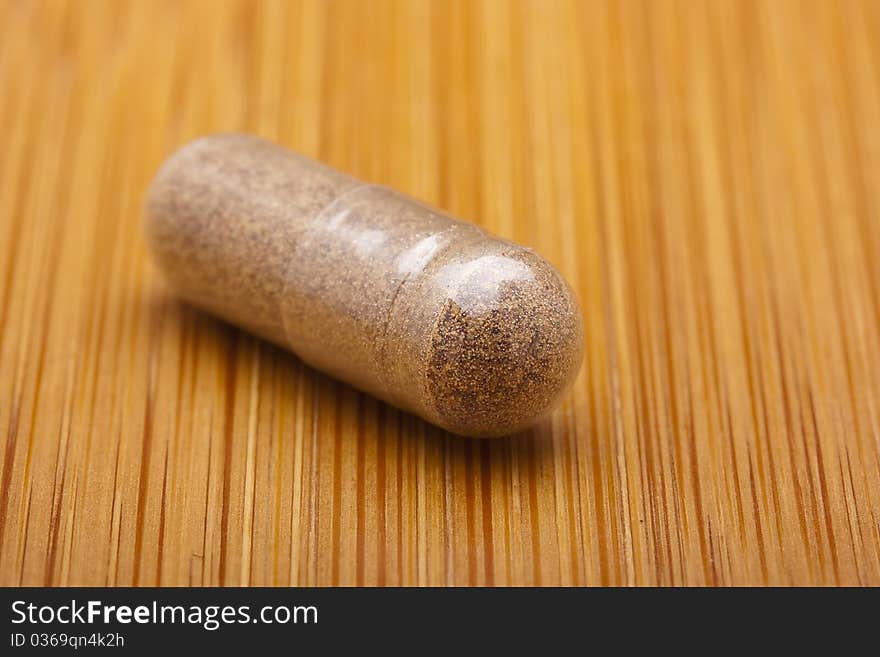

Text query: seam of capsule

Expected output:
[278,182,420,409]
[378,221,488,419]
[277,181,376,351]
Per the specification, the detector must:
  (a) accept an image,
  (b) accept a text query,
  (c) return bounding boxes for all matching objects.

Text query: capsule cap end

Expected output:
[424,246,584,438]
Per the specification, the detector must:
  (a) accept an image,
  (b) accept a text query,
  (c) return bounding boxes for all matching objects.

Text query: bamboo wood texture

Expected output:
[1,0,879,587]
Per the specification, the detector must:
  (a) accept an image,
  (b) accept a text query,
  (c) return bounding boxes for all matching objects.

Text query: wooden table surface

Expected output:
[2,0,879,586]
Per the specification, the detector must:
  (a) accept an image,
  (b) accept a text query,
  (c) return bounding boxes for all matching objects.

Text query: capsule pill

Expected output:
[145,134,584,437]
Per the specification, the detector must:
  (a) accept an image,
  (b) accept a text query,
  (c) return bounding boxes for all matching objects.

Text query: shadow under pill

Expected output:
[143,290,556,475]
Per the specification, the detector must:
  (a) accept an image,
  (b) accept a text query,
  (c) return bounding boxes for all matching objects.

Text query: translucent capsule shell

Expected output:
[145,134,584,437]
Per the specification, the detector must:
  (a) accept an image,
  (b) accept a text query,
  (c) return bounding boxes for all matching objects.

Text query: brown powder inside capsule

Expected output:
[146,134,584,437]
[424,247,583,436]
[146,134,358,345]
